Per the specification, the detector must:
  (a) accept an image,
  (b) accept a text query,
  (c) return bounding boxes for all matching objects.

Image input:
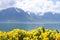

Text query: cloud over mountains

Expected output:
[0,0,60,14]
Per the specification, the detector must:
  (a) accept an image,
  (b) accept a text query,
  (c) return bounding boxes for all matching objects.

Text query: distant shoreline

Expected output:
[0,22,60,24]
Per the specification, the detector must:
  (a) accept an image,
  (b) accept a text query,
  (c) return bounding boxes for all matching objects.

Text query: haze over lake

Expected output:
[0,22,60,32]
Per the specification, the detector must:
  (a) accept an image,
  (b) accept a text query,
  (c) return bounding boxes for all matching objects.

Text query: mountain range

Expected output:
[0,7,60,22]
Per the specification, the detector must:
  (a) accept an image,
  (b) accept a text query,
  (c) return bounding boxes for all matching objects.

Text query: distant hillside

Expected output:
[0,7,30,22]
[0,7,60,22]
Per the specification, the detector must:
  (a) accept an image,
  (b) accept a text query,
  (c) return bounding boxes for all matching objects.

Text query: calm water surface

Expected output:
[0,22,60,31]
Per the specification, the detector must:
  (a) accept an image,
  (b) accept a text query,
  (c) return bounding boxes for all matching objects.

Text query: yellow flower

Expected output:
[7,32,13,37]
[23,37,30,40]
[3,32,7,38]
[40,32,49,38]
[43,37,49,40]
[0,27,60,40]
[30,30,38,35]
[55,33,60,40]
[0,31,3,37]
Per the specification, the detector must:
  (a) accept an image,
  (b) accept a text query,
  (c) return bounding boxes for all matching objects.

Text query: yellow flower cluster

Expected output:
[0,27,60,40]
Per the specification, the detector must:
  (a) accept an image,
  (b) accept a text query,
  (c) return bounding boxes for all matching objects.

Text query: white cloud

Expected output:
[0,1,1,5]
[14,0,60,13]
[0,0,60,14]
[0,0,15,9]
[0,1,2,7]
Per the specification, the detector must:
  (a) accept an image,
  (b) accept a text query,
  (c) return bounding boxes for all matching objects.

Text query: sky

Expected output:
[0,0,60,14]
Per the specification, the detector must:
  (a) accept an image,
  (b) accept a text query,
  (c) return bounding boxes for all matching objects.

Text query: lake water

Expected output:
[0,23,60,31]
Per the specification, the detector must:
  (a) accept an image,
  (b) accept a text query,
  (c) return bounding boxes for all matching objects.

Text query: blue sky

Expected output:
[0,0,60,14]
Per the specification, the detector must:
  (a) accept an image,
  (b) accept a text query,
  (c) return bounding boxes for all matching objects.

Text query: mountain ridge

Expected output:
[0,7,60,22]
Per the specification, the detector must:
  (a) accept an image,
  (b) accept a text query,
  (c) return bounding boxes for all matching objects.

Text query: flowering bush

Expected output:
[0,27,60,40]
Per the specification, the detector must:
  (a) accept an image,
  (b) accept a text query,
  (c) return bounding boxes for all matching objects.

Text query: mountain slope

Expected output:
[0,7,30,22]
[0,7,60,22]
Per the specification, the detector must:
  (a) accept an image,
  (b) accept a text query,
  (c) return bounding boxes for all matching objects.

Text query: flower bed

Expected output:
[0,27,60,40]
